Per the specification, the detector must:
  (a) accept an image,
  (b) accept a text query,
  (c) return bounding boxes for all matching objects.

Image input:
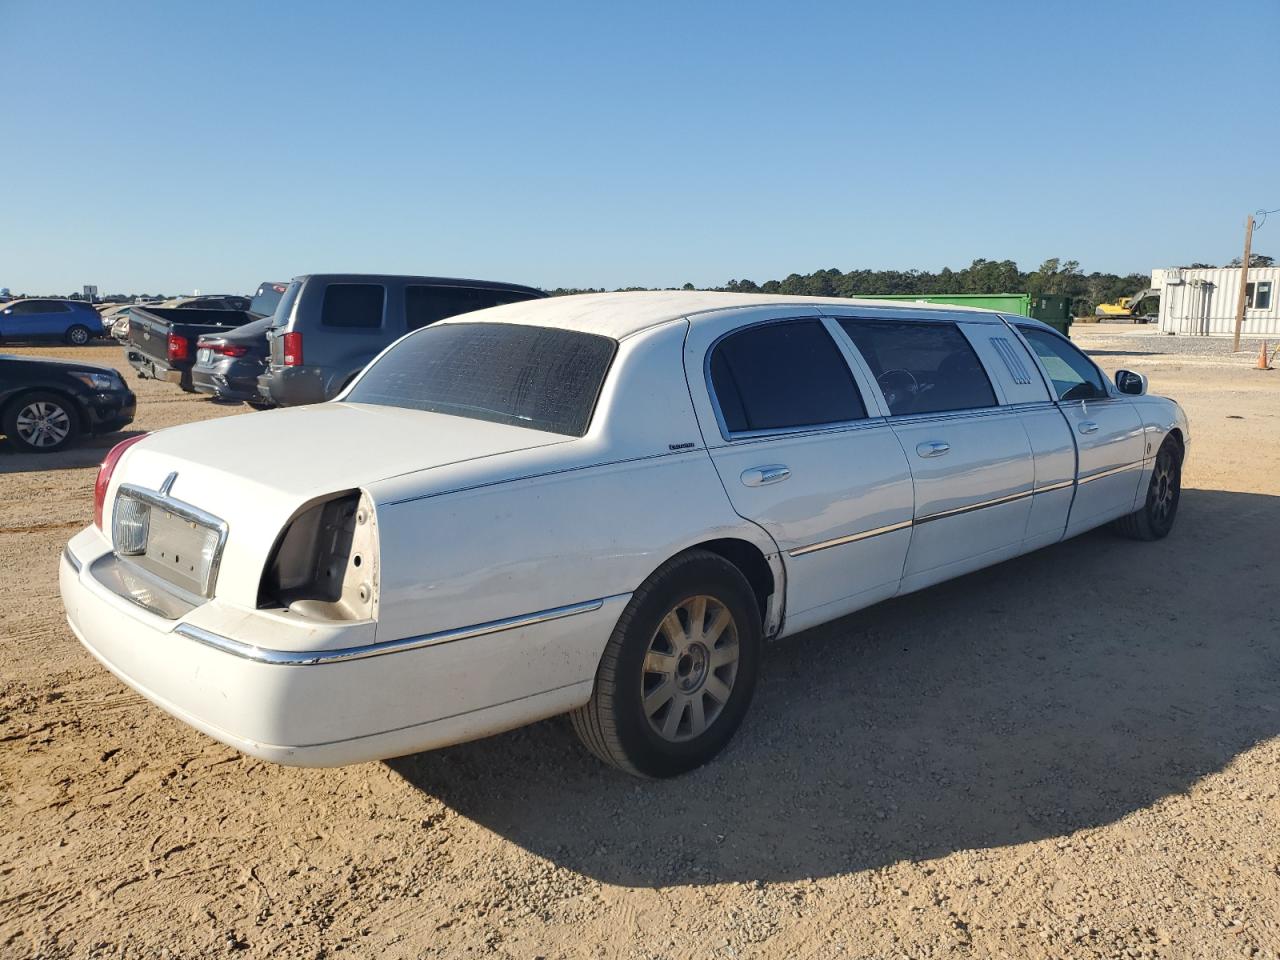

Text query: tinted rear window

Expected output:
[345,322,616,436]
[709,320,866,433]
[269,281,303,328]
[321,284,385,328]
[249,284,285,319]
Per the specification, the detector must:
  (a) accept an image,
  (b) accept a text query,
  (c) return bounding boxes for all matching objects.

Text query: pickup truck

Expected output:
[126,282,286,391]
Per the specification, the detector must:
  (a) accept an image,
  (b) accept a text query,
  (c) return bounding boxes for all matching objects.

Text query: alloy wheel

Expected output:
[15,401,71,448]
[641,595,740,742]
[1150,448,1178,525]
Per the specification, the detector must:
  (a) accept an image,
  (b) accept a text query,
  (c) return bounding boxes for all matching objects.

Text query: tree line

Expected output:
[549,255,1272,315]
[11,254,1272,313]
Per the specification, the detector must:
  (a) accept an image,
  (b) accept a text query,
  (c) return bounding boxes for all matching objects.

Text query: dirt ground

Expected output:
[1,328,1278,960]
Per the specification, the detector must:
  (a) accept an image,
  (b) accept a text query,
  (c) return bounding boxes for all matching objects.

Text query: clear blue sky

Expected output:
[2,0,1275,295]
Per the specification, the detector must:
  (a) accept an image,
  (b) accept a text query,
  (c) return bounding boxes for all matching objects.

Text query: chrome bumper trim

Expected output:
[62,544,83,574]
[172,593,629,666]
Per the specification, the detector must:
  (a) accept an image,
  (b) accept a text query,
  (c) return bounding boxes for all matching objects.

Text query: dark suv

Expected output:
[258,274,545,407]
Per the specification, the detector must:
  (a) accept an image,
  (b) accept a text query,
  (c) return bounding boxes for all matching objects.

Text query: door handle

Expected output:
[1078,421,1099,435]
[915,441,950,458]
[740,465,790,487]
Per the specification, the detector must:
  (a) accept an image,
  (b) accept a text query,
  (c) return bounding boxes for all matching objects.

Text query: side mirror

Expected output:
[1115,369,1148,396]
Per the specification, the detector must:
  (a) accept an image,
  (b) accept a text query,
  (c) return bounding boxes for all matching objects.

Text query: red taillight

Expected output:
[282,331,303,367]
[167,333,189,362]
[202,342,248,358]
[94,434,148,530]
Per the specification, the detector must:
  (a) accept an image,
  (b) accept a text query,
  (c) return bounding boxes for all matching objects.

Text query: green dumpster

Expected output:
[1029,295,1073,338]
[858,293,1030,316]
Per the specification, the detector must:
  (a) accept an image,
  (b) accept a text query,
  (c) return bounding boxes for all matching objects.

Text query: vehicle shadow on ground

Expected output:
[0,430,146,475]
[388,488,1280,887]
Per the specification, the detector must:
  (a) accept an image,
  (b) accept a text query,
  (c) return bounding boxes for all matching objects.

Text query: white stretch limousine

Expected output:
[61,293,1189,777]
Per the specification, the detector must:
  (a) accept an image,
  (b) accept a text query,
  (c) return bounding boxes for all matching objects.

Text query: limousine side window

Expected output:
[321,283,385,329]
[837,319,997,416]
[709,320,866,434]
[1018,326,1107,401]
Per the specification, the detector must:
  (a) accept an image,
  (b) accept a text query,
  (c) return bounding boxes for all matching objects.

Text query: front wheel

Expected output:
[4,392,80,453]
[570,550,762,778]
[65,324,92,346]
[1113,436,1182,540]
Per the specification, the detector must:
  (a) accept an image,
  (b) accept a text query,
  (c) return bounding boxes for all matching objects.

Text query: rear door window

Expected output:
[320,284,385,328]
[1018,326,1107,401]
[838,319,997,416]
[709,320,866,435]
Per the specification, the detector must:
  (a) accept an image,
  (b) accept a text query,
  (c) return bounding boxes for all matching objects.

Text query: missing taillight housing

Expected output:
[282,331,303,366]
[258,490,378,621]
[94,434,148,529]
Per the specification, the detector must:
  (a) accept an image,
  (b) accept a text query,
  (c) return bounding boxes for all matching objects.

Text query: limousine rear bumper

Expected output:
[60,527,626,766]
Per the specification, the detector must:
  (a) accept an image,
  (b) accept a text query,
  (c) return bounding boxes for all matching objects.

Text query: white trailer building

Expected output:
[1152,266,1279,337]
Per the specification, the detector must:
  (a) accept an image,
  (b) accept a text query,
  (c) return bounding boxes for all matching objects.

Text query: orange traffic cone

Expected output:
[1260,341,1272,370]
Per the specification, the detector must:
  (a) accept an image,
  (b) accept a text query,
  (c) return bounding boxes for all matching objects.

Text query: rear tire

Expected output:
[1113,436,1182,541]
[65,324,92,346]
[570,549,762,778]
[4,392,80,453]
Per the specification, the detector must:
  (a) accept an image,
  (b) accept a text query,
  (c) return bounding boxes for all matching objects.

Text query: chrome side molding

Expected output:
[788,519,914,557]
[786,476,1090,558]
[1077,461,1144,485]
[173,593,630,666]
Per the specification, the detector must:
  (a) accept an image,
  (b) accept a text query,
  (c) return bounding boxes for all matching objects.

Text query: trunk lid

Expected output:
[124,402,572,501]
[109,403,574,607]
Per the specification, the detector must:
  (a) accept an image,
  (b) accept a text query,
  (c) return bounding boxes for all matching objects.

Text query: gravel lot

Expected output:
[2,330,1278,960]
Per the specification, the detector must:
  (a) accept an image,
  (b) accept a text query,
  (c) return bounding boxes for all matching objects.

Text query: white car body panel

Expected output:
[60,292,1189,766]
[682,307,913,632]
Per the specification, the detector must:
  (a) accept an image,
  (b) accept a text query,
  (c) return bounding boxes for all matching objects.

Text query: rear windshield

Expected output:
[344,322,617,437]
[249,282,288,319]
[268,280,303,327]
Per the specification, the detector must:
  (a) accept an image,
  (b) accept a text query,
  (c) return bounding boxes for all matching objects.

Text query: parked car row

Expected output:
[0,274,547,453]
[125,281,286,391]
[127,274,546,408]
[0,353,135,452]
[60,292,1189,777]
[0,299,107,345]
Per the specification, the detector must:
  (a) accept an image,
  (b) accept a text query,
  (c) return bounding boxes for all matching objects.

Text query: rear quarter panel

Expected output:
[365,320,781,646]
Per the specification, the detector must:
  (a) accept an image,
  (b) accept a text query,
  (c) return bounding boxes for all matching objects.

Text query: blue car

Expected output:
[0,299,106,346]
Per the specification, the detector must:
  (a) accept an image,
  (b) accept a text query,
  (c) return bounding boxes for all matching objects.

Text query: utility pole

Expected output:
[1233,214,1255,352]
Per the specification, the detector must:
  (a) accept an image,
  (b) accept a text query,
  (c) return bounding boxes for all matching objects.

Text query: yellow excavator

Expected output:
[1095,288,1158,319]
